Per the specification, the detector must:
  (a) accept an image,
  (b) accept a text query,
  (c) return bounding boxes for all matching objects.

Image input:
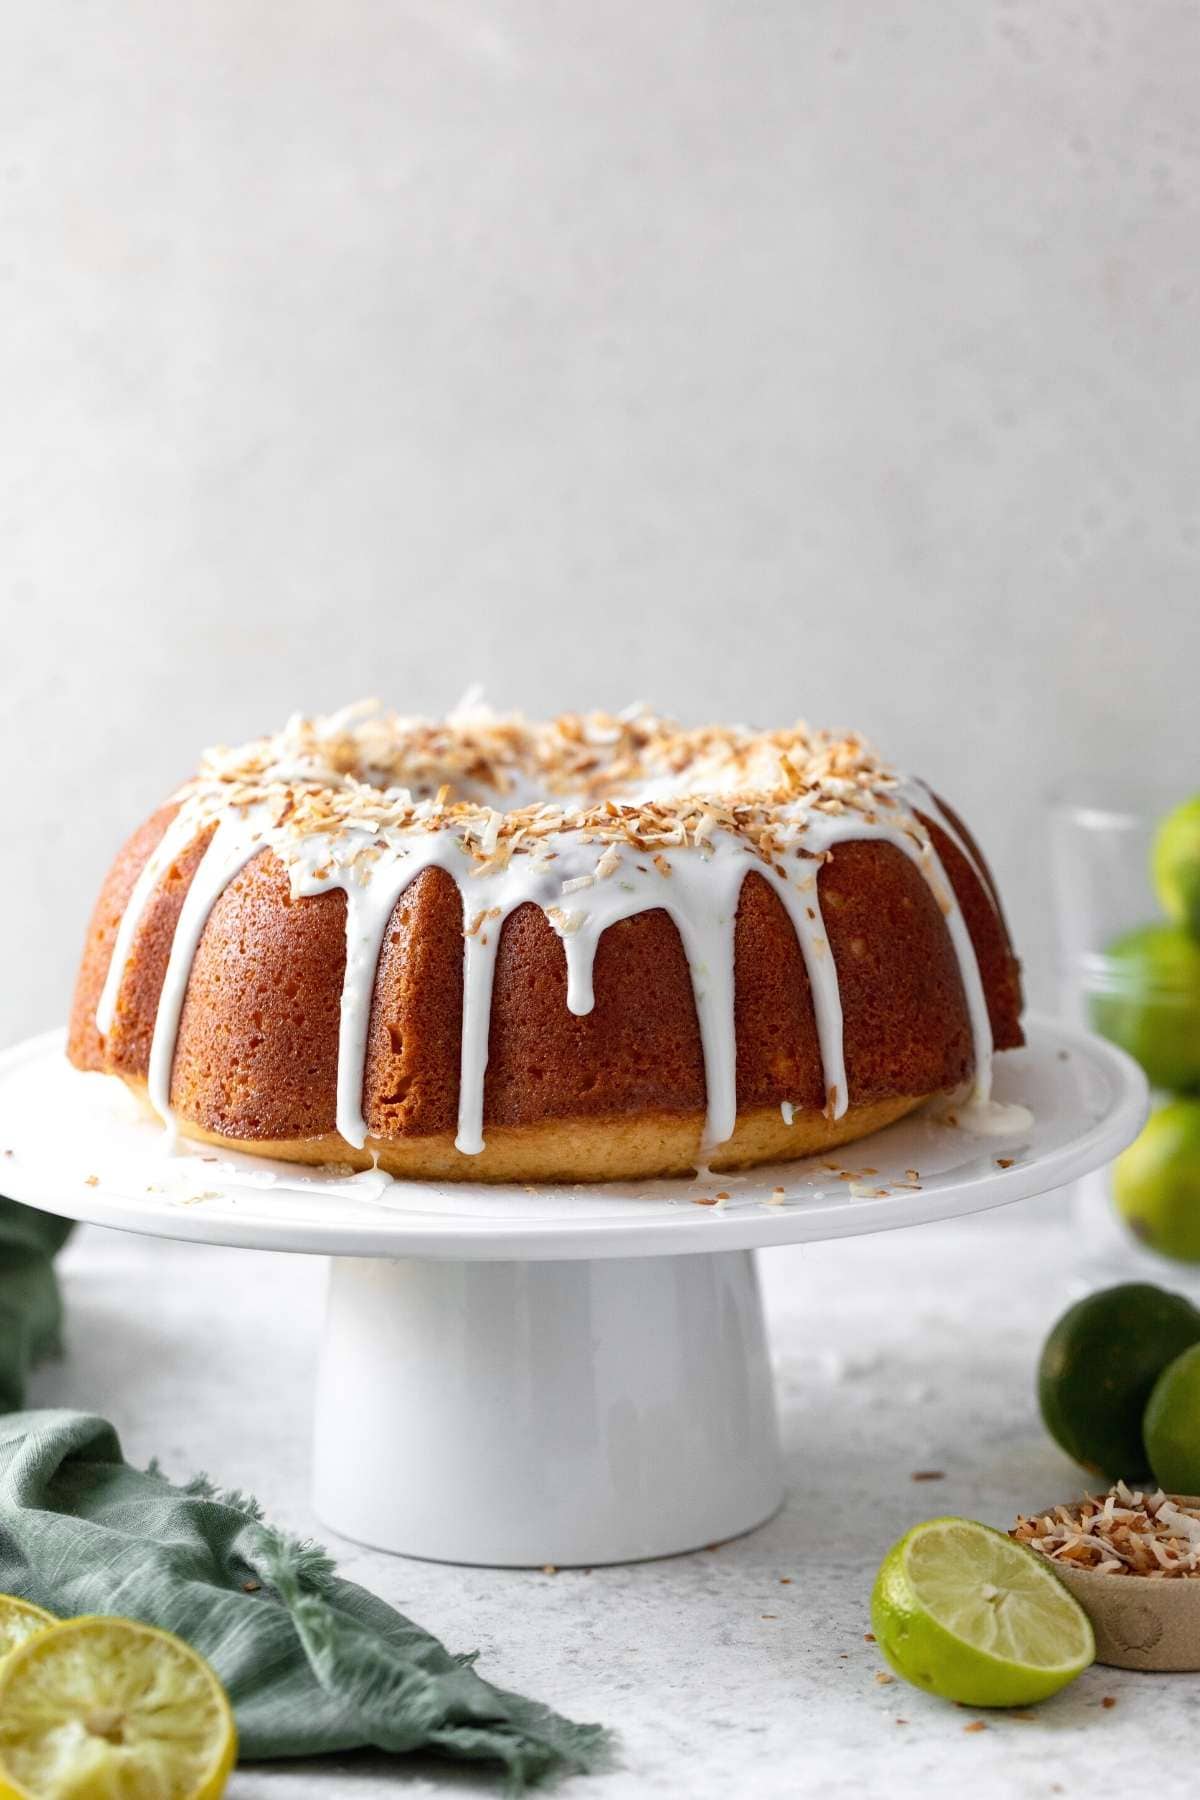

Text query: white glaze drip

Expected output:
[664,856,741,1150]
[289,830,436,1153]
[335,872,408,1151]
[759,863,847,1119]
[145,810,269,1132]
[900,777,993,895]
[95,807,210,1037]
[95,713,1007,1162]
[453,849,565,1155]
[547,844,744,1149]
[803,810,995,1106]
[456,923,504,1155]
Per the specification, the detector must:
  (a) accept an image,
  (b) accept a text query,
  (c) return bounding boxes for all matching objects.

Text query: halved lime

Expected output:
[871,1517,1094,1707]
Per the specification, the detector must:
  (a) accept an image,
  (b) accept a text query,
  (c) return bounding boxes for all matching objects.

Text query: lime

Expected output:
[1154,795,1200,940]
[0,1598,55,1662]
[871,1517,1094,1707]
[1093,921,1200,1087]
[1038,1282,1200,1480]
[1114,1100,1200,1264]
[0,1615,236,1800]
[1089,924,1200,1093]
[1144,1342,1200,1494]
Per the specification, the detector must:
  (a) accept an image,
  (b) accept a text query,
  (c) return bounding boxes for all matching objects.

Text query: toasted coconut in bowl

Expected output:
[1013,1484,1200,1671]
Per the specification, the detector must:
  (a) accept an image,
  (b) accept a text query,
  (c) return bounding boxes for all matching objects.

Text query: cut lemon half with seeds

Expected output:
[0,1615,236,1800]
[871,1517,1095,1707]
[0,1598,55,1660]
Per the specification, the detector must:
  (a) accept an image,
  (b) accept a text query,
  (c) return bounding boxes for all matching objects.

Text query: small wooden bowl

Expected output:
[1037,1495,1200,1672]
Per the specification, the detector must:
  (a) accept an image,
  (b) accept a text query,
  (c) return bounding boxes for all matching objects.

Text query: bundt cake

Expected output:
[68,703,1024,1182]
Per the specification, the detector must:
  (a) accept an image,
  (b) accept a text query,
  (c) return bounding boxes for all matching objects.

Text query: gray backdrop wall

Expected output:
[3,1,1198,1039]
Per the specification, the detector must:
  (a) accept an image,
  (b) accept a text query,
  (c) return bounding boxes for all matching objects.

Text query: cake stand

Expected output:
[0,1018,1145,1568]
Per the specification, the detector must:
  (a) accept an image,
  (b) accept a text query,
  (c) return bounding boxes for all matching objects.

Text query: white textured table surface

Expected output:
[26,1206,1196,1799]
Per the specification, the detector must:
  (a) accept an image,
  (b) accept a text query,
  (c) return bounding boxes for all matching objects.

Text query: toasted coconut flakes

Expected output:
[560,874,594,895]
[1014,1487,1200,1577]
[175,707,941,924]
[83,1174,99,1187]
[1159,1501,1200,1546]
[545,906,585,937]
[766,1187,787,1205]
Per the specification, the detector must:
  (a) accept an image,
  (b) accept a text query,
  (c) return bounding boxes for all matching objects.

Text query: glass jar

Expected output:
[1051,785,1200,1290]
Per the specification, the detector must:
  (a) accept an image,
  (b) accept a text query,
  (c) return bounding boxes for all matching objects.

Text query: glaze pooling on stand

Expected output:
[95,704,1002,1156]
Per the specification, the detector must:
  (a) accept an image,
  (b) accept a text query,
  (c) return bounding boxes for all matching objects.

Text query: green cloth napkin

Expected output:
[0,1198,608,1790]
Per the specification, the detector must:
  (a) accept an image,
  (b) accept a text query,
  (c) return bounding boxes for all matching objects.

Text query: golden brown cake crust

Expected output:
[68,804,184,1074]
[115,1080,925,1183]
[169,851,347,1141]
[69,800,1023,1179]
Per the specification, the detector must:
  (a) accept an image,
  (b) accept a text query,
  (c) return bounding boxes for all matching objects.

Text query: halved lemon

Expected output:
[0,1615,236,1800]
[0,1598,56,1660]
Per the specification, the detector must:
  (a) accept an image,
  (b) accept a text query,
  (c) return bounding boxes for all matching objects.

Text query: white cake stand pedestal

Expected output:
[0,1018,1145,1567]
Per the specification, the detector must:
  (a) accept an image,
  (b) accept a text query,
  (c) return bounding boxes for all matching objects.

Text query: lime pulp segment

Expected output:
[904,1519,1094,1671]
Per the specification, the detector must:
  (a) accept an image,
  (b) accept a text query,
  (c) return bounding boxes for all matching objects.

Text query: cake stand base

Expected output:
[312,1250,783,1566]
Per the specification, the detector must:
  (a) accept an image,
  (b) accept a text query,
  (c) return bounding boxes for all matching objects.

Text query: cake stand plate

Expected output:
[0,1019,1146,1566]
